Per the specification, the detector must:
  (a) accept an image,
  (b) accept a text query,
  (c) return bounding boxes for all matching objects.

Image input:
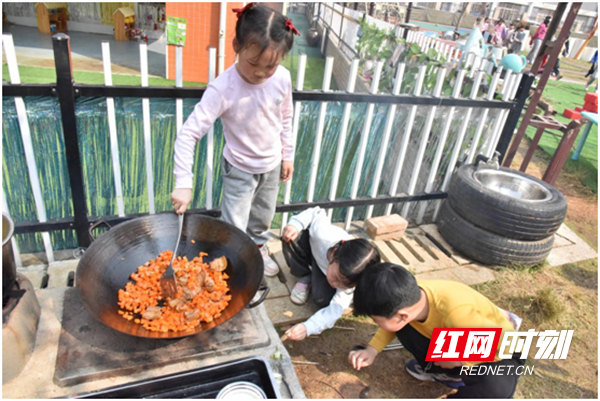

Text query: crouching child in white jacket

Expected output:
[281,207,380,340]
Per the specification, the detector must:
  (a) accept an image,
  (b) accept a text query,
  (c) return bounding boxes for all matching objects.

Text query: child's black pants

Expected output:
[396,323,525,398]
[281,230,336,307]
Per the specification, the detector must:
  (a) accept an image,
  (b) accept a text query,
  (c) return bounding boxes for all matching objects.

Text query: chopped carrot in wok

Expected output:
[117,250,231,333]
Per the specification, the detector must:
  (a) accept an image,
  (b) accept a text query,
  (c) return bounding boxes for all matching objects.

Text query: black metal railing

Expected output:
[2,33,534,250]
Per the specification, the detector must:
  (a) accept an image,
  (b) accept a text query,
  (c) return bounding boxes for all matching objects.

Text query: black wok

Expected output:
[76,214,269,339]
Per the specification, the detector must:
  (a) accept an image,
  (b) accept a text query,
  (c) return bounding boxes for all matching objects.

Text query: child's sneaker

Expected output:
[290,282,310,305]
[405,359,464,389]
[259,245,279,277]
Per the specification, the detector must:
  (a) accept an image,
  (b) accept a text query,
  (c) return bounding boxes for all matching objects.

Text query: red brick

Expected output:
[583,101,598,113]
[575,107,583,112]
[584,92,598,106]
[365,214,408,237]
[370,231,407,241]
[563,109,581,119]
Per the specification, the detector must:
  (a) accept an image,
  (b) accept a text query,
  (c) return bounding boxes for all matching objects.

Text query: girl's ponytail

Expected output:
[329,239,381,287]
[232,3,298,59]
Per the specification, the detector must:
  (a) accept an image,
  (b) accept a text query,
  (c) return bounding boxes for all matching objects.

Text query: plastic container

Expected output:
[217,381,267,399]
[70,356,281,398]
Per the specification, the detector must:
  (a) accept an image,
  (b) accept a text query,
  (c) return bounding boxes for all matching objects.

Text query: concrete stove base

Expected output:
[2,274,41,385]
[1,287,305,399]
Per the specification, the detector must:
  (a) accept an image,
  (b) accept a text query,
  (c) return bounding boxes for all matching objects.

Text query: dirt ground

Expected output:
[280,141,598,399]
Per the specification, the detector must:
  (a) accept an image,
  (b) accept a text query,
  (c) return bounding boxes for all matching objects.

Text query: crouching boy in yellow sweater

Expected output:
[348,263,524,398]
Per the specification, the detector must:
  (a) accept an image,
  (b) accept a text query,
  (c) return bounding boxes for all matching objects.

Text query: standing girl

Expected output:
[171,3,300,276]
[527,16,550,64]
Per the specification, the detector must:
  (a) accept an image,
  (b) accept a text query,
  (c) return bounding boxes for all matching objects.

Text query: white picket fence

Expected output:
[2,32,523,262]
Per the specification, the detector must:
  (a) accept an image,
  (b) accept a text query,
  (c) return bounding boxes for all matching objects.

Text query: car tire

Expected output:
[447,164,567,240]
[437,201,554,267]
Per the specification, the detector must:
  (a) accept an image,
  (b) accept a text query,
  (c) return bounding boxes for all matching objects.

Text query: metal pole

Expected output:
[369,2,375,17]
[503,3,580,167]
[52,34,90,247]
[495,73,535,163]
[405,2,412,23]
[340,3,346,44]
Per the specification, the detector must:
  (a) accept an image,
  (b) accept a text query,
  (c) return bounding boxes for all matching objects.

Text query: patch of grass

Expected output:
[2,63,206,87]
[528,287,566,323]
[280,55,338,91]
[475,258,598,398]
[523,80,598,193]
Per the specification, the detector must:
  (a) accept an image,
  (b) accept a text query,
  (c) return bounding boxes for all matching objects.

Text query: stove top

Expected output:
[55,288,270,387]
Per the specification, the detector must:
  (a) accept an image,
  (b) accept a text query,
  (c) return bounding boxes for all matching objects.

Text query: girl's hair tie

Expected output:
[341,240,345,245]
[285,18,301,36]
[232,2,254,19]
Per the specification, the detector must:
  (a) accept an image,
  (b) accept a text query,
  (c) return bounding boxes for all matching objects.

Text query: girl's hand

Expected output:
[171,188,192,214]
[285,324,307,341]
[281,225,299,242]
[434,360,463,369]
[281,161,294,182]
[348,346,378,371]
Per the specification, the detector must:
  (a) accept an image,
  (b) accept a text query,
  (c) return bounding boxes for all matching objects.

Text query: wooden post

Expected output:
[503,2,581,168]
[542,120,582,185]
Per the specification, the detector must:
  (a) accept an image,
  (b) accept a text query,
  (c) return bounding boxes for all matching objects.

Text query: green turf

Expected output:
[281,54,338,91]
[524,80,598,193]
[2,63,206,87]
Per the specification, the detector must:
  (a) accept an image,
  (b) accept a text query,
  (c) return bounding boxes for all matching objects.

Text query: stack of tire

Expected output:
[437,164,567,267]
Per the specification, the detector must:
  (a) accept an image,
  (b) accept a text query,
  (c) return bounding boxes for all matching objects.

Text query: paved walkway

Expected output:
[19,220,597,330]
[3,24,165,77]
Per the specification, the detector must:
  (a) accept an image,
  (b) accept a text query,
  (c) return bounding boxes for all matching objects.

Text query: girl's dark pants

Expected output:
[397,324,525,398]
[281,230,336,308]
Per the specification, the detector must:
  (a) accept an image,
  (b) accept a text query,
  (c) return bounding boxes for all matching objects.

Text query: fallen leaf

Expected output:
[283,311,294,317]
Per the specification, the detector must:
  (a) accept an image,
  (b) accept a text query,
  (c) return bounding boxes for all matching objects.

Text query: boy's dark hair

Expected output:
[235,4,295,61]
[543,16,551,25]
[353,263,421,318]
[328,239,380,287]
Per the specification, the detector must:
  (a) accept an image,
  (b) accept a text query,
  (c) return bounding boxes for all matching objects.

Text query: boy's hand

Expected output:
[434,360,463,369]
[285,323,307,341]
[348,345,378,371]
[281,161,294,182]
[281,225,299,242]
[171,188,192,214]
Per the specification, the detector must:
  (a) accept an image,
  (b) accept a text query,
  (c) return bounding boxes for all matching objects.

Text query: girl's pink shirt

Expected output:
[174,64,294,189]
[532,23,547,41]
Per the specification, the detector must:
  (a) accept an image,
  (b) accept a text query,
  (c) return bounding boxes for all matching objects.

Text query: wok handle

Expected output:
[247,285,270,308]
[88,220,112,241]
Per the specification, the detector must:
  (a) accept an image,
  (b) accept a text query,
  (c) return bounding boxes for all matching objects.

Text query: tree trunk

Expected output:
[453,3,469,40]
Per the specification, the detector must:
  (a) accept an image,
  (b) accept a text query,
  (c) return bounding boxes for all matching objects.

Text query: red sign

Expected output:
[425,328,503,362]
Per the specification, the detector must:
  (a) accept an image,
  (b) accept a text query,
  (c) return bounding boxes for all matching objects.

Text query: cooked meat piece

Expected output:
[185,309,201,321]
[209,256,228,272]
[182,285,200,299]
[167,298,181,309]
[196,270,206,287]
[204,276,215,292]
[178,273,189,284]
[142,306,162,321]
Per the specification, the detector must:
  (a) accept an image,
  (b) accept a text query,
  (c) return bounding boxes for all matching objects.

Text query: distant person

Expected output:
[171,4,300,277]
[585,50,598,91]
[511,25,527,54]
[461,18,486,61]
[527,16,550,64]
[348,263,525,398]
[505,23,516,50]
[492,18,507,46]
[481,17,490,33]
